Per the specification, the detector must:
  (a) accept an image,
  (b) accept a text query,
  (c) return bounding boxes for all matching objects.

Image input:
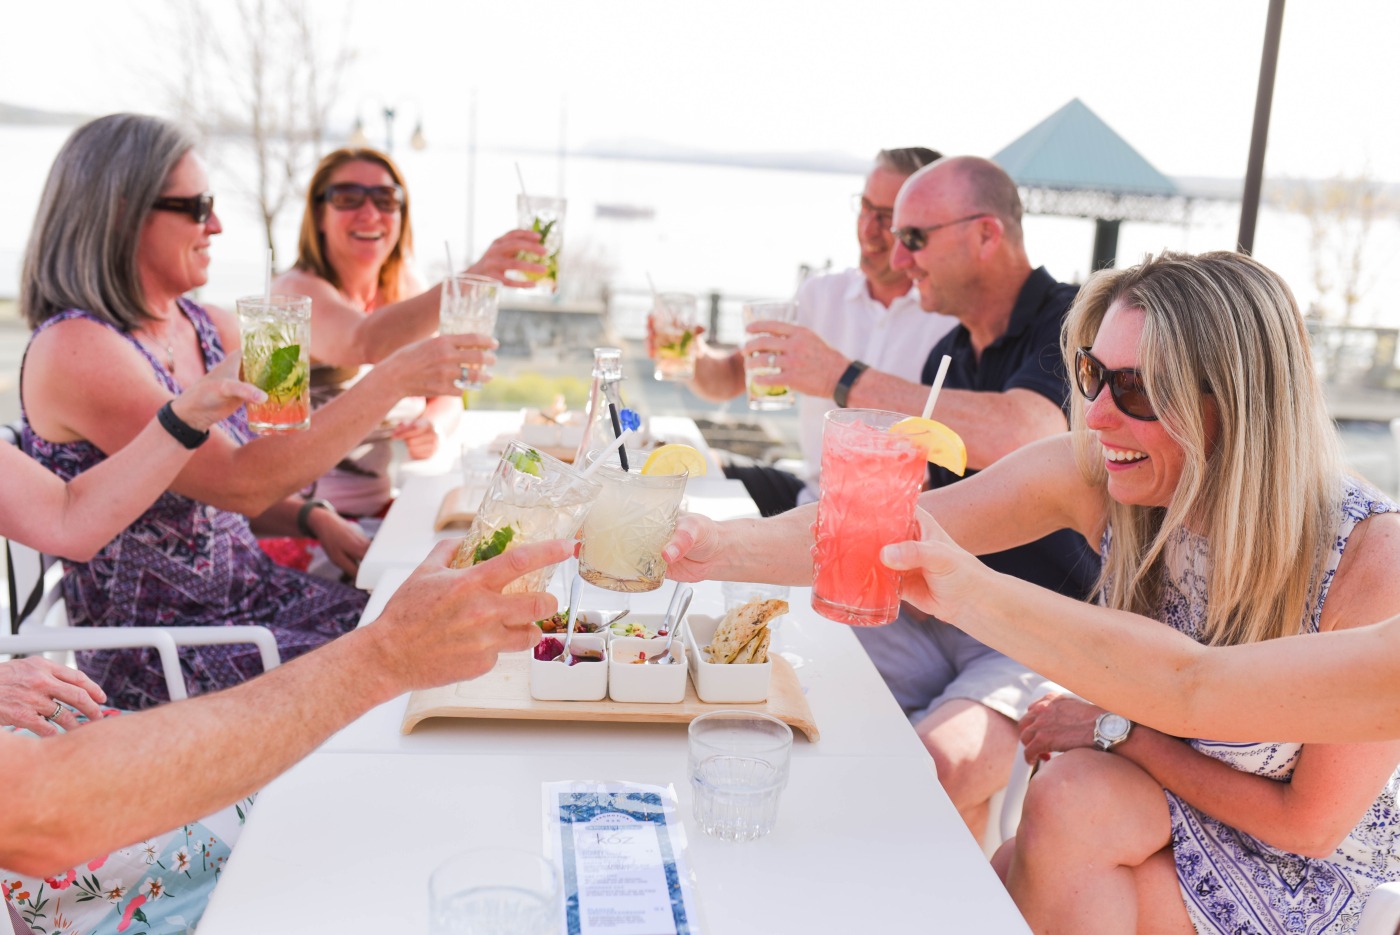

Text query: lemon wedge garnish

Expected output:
[641,443,707,477]
[890,417,967,476]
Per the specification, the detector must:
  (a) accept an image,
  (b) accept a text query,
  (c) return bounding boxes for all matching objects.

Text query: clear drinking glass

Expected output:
[650,292,701,381]
[741,300,798,411]
[511,195,566,295]
[577,447,688,593]
[236,294,311,434]
[688,711,793,841]
[440,273,500,391]
[428,848,562,935]
[811,409,930,626]
[449,442,601,593]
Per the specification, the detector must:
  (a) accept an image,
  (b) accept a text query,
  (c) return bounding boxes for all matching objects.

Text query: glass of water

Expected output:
[688,710,793,841]
[440,273,500,391]
[741,300,798,411]
[428,848,562,935]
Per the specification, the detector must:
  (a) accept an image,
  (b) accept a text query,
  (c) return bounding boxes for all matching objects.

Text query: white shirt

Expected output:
[795,268,958,502]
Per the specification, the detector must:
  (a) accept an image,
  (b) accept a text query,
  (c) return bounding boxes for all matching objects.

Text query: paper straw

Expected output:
[444,240,460,302]
[922,354,952,420]
[579,429,637,481]
[646,272,660,301]
[263,248,273,303]
[608,404,630,471]
[514,162,529,199]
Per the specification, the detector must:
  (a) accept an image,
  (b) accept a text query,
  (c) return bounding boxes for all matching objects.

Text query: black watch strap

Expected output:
[156,401,210,449]
[297,498,336,538]
[833,360,869,408]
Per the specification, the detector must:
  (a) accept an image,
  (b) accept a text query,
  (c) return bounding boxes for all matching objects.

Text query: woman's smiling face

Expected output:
[316,159,403,279]
[1085,300,1217,509]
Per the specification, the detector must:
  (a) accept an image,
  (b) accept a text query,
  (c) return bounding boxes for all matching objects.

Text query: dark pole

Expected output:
[383,107,397,155]
[1237,0,1285,254]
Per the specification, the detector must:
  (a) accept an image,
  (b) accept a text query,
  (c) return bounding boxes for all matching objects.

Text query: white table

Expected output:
[199,417,1031,934]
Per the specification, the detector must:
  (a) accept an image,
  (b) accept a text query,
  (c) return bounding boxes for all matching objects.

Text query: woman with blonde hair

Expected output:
[20,113,490,709]
[663,251,1400,933]
[272,147,544,517]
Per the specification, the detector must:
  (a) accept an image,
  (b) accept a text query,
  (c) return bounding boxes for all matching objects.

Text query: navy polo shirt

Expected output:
[920,266,1098,599]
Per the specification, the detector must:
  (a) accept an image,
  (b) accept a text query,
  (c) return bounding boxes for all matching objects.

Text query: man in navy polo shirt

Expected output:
[835,156,1097,846]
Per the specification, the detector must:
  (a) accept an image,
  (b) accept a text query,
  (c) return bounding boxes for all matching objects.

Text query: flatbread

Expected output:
[704,598,787,664]
[731,628,772,665]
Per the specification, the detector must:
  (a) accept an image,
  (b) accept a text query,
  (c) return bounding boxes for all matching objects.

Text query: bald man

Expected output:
[836,157,1098,845]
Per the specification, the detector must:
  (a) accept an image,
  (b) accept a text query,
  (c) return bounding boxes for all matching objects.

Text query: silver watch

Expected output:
[1094,712,1132,751]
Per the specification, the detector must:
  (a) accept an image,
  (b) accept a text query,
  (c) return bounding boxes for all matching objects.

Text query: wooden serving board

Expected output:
[401,651,819,741]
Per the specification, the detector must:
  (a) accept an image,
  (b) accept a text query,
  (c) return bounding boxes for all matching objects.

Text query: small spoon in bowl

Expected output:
[558,574,586,665]
[647,584,693,664]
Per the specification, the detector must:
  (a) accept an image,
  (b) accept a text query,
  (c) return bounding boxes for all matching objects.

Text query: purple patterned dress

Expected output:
[1104,478,1400,934]
[21,301,367,710]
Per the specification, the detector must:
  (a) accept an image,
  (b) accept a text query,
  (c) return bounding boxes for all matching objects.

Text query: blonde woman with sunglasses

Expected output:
[663,251,1400,934]
[272,148,545,518]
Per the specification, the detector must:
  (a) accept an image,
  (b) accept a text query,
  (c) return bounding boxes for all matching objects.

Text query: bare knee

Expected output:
[1017,749,1104,845]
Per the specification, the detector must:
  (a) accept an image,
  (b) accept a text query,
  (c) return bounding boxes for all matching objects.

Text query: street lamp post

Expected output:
[349,101,427,156]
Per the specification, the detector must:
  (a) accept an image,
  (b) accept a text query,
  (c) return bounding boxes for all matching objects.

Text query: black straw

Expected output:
[608,403,630,471]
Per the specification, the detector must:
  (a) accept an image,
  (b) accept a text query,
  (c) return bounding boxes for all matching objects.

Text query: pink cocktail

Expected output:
[811,409,930,626]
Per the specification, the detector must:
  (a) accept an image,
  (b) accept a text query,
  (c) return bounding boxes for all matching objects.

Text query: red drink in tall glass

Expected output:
[811,409,929,626]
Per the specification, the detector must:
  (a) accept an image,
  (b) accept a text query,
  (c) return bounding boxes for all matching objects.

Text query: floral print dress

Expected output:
[2,710,255,935]
[20,303,367,710]
[1108,478,1400,934]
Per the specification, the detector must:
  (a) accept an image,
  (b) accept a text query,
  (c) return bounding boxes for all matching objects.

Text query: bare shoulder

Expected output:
[1322,509,1400,632]
[201,302,242,353]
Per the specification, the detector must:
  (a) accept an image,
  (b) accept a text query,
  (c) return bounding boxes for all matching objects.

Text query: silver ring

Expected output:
[44,701,62,722]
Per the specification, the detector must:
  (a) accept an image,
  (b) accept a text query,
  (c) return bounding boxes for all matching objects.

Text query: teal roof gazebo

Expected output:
[993,98,1189,271]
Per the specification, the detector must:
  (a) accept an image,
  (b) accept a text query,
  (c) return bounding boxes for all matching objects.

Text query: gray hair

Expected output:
[21,113,196,331]
[875,147,943,178]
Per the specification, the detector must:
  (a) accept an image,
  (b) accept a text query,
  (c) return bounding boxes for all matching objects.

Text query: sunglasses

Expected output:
[151,192,215,224]
[891,213,992,252]
[318,182,405,213]
[852,194,895,228]
[1074,348,1158,421]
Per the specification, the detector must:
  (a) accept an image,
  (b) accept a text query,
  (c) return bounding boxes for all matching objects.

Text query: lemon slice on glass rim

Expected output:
[640,444,708,477]
[890,417,967,476]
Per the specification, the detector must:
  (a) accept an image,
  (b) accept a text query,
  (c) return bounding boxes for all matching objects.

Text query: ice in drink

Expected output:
[449,443,600,593]
[811,409,930,625]
[741,300,797,411]
[439,273,500,391]
[237,294,311,434]
[578,448,688,592]
[511,195,565,294]
[650,292,701,381]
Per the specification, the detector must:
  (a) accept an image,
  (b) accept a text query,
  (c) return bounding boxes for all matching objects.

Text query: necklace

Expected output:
[140,318,178,372]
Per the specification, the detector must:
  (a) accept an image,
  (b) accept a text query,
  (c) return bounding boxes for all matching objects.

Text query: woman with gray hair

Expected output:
[664,250,1400,933]
[18,113,491,710]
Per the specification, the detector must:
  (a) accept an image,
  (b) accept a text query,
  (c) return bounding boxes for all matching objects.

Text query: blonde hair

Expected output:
[294,147,414,305]
[21,113,196,330]
[1063,251,1342,646]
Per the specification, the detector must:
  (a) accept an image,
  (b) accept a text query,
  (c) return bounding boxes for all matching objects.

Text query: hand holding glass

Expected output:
[440,273,500,391]
[236,294,311,434]
[511,195,565,294]
[742,300,798,411]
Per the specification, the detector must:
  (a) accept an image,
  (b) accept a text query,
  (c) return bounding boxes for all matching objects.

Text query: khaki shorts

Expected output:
[852,605,1058,724]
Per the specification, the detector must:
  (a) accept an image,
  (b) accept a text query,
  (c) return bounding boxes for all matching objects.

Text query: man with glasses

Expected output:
[832,155,1098,847]
[665,147,957,516]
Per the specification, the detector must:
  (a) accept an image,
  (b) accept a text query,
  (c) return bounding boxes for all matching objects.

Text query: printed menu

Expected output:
[543,781,701,935]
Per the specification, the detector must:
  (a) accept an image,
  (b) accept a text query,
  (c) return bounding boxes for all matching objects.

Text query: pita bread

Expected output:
[704,598,787,664]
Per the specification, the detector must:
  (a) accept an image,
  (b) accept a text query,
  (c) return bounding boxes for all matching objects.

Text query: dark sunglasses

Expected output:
[891,213,991,252]
[1074,347,1158,421]
[852,194,895,228]
[151,192,215,224]
[318,182,405,213]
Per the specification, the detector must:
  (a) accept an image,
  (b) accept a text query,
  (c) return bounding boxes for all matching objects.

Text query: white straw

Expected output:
[645,272,660,301]
[579,429,636,481]
[263,248,273,303]
[514,162,529,199]
[922,354,952,420]
[444,240,460,302]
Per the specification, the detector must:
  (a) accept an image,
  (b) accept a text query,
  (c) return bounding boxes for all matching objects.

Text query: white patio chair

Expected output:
[3,423,280,702]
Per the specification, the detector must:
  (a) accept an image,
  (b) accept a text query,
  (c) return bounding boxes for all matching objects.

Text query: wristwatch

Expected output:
[1093,712,1133,751]
[833,360,869,408]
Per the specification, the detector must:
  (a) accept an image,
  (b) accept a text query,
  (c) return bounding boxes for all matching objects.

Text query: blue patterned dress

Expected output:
[1108,478,1400,934]
[21,302,368,710]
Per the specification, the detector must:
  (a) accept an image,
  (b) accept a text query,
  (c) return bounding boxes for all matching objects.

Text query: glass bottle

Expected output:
[575,347,639,464]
